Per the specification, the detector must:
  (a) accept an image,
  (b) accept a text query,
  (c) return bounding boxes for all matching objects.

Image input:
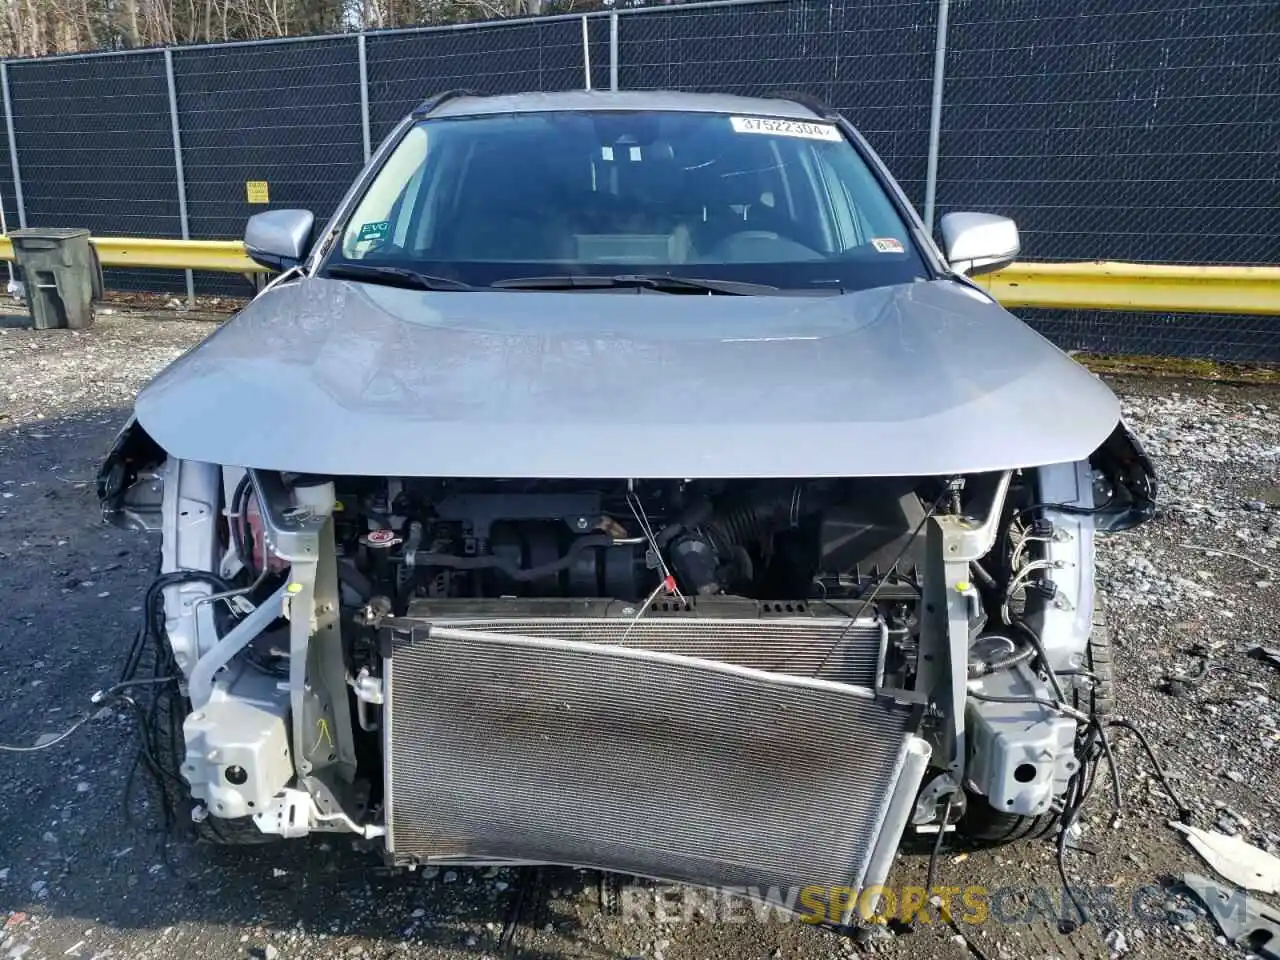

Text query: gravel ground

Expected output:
[1,306,1278,960]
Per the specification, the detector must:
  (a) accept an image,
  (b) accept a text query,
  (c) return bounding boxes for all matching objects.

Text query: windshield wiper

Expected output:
[324,263,474,291]
[489,274,777,295]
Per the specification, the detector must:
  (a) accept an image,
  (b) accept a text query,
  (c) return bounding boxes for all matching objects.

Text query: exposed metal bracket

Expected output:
[934,470,1013,562]
[249,469,357,787]
[350,667,384,704]
[253,788,317,839]
[285,515,357,785]
[188,583,290,707]
[249,468,327,562]
[287,554,320,777]
[917,470,1014,772]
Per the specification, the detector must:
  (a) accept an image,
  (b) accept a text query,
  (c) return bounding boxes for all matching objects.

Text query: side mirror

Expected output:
[244,209,316,272]
[939,212,1020,276]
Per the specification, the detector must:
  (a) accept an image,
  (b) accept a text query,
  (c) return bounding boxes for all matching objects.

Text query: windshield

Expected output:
[325,110,930,293]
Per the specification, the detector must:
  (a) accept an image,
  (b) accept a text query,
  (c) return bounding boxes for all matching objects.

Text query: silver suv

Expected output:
[97,89,1156,925]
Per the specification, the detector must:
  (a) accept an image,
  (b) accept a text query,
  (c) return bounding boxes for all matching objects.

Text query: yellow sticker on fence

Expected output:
[246,180,270,204]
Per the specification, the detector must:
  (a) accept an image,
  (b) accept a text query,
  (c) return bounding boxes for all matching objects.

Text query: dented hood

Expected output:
[134,276,1120,478]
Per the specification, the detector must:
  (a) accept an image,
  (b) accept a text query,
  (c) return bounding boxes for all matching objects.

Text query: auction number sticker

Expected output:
[730,116,842,141]
[871,237,906,254]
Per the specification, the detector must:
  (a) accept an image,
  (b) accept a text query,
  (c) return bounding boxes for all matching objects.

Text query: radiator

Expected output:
[384,621,929,906]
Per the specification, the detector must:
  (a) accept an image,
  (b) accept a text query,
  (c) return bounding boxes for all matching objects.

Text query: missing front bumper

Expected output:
[383,619,929,908]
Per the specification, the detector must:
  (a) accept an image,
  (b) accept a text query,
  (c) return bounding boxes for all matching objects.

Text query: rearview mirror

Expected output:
[245,209,316,272]
[939,212,1020,277]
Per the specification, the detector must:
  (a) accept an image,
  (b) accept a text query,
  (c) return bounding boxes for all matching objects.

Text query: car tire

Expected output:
[956,598,1114,847]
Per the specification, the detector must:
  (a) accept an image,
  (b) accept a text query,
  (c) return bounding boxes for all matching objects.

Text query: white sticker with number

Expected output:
[729,116,843,141]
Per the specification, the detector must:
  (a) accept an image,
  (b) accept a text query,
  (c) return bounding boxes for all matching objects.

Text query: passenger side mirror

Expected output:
[939,212,1020,277]
[244,209,316,272]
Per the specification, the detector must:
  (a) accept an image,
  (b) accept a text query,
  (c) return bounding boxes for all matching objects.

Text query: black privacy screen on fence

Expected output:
[175,38,364,242]
[174,37,365,295]
[930,0,1280,360]
[618,0,937,207]
[366,19,592,143]
[7,52,185,292]
[0,0,1276,360]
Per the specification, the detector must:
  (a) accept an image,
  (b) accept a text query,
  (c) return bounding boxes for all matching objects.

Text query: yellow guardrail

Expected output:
[975,260,1280,316]
[0,235,260,274]
[0,236,1276,314]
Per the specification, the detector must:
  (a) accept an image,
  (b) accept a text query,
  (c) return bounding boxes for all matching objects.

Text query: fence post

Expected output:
[357,33,371,163]
[609,10,619,92]
[163,48,195,309]
[1,62,27,231]
[581,16,592,90]
[923,0,950,234]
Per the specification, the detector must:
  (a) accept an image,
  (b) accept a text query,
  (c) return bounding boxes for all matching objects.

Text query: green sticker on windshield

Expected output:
[356,220,390,242]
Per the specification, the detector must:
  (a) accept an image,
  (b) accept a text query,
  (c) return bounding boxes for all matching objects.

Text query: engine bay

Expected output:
[307,476,937,608]
[221,469,1107,712]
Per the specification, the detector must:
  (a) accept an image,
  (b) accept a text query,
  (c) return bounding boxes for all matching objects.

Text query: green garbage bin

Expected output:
[9,227,102,330]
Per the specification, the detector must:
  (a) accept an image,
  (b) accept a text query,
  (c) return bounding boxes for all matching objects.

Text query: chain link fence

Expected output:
[931,0,1277,359]
[5,52,183,292]
[0,0,1274,359]
[618,0,938,206]
[367,18,598,144]
[174,37,365,294]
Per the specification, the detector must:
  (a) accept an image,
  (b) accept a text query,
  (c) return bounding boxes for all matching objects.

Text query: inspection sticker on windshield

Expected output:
[730,116,842,141]
[872,237,906,254]
[356,220,390,242]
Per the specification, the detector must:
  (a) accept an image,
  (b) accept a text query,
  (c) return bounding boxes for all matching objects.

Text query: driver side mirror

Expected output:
[939,212,1020,276]
[244,209,316,272]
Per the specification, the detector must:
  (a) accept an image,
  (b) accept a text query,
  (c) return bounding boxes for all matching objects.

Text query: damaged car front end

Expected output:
[96,89,1156,920]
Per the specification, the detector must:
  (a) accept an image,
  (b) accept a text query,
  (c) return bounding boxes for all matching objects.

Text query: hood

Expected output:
[134,276,1120,479]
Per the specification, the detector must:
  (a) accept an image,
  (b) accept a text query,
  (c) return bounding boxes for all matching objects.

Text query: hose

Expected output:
[1011,618,1070,705]
[704,484,825,552]
[969,560,998,591]
[230,473,257,579]
[967,641,1035,678]
[406,533,615,582]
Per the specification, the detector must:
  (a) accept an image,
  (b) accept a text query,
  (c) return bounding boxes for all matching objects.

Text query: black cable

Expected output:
[499,865,542,955]
[1053,717,1103,934]
[1107,718,1193,823]
[1093,714,1123,825]
[114,569,234,863]
[1052,711,1132,935]
[925,793,956,899]
[232,473,258,580]
[1010,498,1115,527]
[966,690,1085,719]
[121,748,145,827]
[1010,618,1068,705]
[969,560,998,591]
[1055,765,1089,934]
[119,625,149,688]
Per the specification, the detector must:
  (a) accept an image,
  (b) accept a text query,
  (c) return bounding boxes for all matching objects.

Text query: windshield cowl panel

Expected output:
[323,109,929,295]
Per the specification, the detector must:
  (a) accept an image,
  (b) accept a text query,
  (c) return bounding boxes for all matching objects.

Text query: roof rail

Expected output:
[762,90,840,121]
[412,88,482,119]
